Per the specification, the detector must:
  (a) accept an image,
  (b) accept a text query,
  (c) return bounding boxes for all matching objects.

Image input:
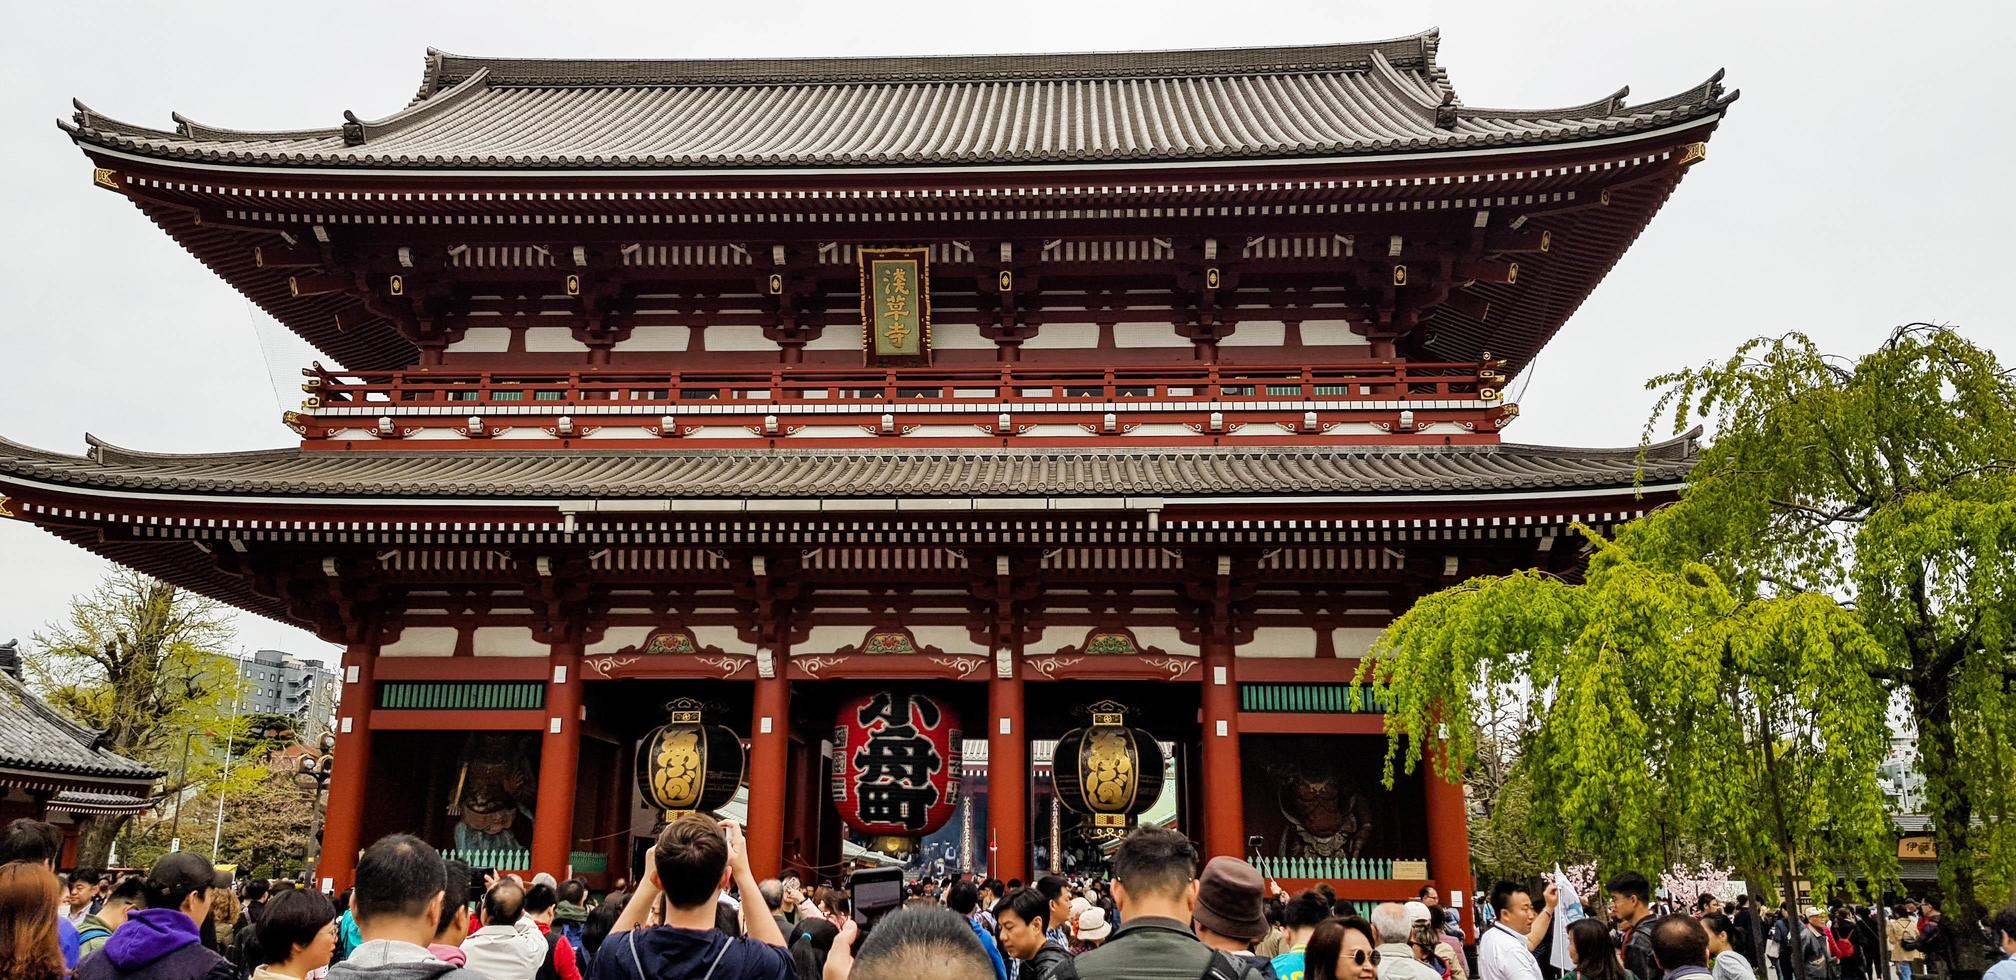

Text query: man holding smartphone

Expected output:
[595,814,792,980]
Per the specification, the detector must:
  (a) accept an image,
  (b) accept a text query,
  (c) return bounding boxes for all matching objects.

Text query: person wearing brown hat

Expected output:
[1193,857,1278,978]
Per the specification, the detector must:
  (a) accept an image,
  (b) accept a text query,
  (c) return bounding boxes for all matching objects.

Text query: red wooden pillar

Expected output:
[317,639,379,891]
[1424,755,1475,941]
[746,673,790,880]
[1200,635,1245,860]
[532,640,585,876]
[987,670,1029,883]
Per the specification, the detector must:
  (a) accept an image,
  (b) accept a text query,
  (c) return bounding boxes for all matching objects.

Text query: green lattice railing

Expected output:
[1238,682,1384,713]
[376,681,545,711]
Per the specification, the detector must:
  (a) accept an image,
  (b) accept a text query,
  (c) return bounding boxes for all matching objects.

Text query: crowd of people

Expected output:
[5,814,2016,980]
[1468,872,2016,980]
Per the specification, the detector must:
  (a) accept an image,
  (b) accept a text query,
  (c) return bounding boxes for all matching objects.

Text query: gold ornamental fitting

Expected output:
[0,496,16,519]
[92,168,120,190]
[866,835,915,857]
[1679,142,1709,167]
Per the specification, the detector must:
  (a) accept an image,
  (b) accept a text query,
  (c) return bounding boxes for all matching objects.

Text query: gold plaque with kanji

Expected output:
[859,247,932,366]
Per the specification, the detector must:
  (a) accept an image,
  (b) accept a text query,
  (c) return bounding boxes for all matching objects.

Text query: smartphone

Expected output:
[849,867,906,941]
[469,869,495,907]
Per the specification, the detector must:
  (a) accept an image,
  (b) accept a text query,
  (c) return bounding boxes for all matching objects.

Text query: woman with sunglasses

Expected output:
[1309,916,1382,980]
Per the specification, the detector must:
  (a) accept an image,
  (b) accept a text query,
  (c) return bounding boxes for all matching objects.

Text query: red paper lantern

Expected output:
[832,691,962,856]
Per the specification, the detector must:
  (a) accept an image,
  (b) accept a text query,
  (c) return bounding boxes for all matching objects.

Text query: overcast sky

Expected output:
[1,0,2010,665]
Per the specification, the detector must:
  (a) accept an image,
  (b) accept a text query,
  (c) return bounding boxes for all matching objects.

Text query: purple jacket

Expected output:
[73,907,237,980]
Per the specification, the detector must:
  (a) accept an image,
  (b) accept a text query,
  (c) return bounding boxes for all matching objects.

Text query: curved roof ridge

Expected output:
[347,68,490,144]
[61,99,180,140]
[1497,424,1703,461]
[1363,49,1446,125]
[1458,85,1631,121]
[80,433,302,466]
[423,30,1443,89]
[1627,68,1737,115]
[67,71,492,147]
[170,111,344,141]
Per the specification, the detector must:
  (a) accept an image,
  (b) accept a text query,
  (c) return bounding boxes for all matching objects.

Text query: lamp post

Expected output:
[294,732,336,875]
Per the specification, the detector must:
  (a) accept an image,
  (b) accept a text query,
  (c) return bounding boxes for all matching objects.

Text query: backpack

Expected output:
[537,929,564,980]
[1828,930,1856,961]
[1200,949,1263,980]
[76,926,112,949]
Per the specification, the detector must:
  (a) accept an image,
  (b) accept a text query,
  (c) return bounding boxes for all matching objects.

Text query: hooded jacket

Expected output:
[328,938,490,980]
[71,907,238,980]
[591,925,794,980]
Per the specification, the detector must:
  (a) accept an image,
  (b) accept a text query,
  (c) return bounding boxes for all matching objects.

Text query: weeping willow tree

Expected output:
[1360,325,2016,938]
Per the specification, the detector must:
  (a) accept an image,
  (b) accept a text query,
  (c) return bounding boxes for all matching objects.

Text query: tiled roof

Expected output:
[62,32,1734,170]
[0,670,164,783]
[46,790,159,815]
[0,432,1696,501]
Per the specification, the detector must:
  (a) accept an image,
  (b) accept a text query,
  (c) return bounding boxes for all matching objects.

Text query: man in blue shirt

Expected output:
[949,879,1010,980]
[1985,908,2016,980]
[1,818,82,967]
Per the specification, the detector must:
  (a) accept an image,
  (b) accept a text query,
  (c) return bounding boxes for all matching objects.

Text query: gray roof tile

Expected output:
[0,670,164,782]
[0,434,1697,501]
[63,34,1734,170]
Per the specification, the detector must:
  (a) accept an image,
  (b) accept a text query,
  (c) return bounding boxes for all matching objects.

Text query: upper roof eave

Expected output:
[58,33,1732,175]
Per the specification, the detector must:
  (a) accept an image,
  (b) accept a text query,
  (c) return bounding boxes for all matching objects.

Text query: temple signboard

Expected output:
[860,247,932,366]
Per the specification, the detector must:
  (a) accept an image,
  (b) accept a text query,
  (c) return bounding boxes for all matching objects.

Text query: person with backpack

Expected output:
[77,875,144,960]
[72,852,238,980]
[554,880,590,958]
[523,882,583,980]
[1071,825,1265,980]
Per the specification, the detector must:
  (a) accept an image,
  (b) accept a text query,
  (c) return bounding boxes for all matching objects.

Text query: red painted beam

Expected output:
[1235,712,1386,736]
[369,709,547,731]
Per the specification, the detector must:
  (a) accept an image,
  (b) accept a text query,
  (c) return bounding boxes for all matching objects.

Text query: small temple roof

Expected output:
[0,433,1695,501]
[0,665,164,786]
[63,32,1734,171]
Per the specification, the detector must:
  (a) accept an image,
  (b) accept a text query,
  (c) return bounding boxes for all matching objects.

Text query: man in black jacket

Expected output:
[998,887,1077,980]
[1073,826,1262,980]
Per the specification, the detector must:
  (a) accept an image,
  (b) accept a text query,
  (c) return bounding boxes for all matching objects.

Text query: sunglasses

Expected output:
[1350,950,1384,967]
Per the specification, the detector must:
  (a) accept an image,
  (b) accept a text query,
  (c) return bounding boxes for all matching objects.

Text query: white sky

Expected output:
[1,0,2010,664]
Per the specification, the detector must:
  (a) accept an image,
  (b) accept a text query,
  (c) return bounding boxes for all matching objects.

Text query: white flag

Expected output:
[1549,865,1588,973]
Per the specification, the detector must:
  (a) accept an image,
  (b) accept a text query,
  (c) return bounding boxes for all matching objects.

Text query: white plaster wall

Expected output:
[933,323,996,350]
[1241,627,1319,658]
[691,627,754,655]
[589,626,654,656]
[475,627,549,658]
[1218,322,1287,347]
[703,325,772,352]
[447,326,512,353]
[379,627,457,658]
[805,327,860,351]
[524,326,586,352]
[800,625,863,653]
[1132,627,1198,657]
[1019,323,1099,350]
[1332,627,1385,660]
[1113,323,1189,348]
[909,625,982,655]
[1299,320,1365,347]
[623,325,690,352]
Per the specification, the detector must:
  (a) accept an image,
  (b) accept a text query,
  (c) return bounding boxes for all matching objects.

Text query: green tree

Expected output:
[1360,324,2016,935]
[1641,325,2016,950]
[26,569,245,865]
[1360,532,1895,913]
